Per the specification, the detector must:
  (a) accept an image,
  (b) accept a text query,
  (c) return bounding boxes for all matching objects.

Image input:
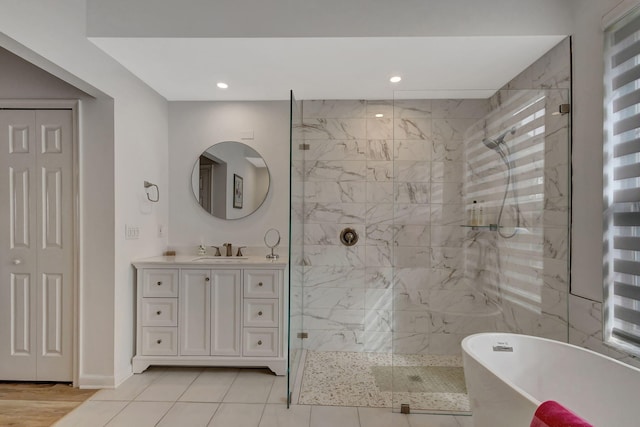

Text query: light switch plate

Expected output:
[125,224,140,240]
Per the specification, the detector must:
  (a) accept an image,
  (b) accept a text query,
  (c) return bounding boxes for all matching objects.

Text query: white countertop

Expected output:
[133,255,288,268]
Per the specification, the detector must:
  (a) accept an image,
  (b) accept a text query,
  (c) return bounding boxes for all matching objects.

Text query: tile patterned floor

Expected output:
[55,367,473,427]
[298,351,470,413]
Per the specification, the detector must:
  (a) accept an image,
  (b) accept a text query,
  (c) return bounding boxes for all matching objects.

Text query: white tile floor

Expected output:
[55,367,473,427]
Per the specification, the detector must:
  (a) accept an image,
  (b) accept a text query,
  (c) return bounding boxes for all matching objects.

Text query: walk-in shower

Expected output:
[287,39,571,416]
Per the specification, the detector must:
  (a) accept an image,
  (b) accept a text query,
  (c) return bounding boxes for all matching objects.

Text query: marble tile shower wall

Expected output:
[299,99,489,354]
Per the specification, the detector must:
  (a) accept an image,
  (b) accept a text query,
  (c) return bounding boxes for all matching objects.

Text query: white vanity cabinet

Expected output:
[132,257,287,375]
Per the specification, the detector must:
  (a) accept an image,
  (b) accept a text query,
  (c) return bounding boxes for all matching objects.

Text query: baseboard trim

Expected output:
[77,373,116,389]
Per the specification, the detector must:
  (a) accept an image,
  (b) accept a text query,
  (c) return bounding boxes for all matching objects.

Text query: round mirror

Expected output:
[264,228,281,259]
[191,141,270,220]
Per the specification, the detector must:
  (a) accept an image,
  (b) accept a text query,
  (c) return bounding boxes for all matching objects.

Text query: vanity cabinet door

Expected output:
[179,268,241,356]
[210,269,241,356]
[179,270,211,355]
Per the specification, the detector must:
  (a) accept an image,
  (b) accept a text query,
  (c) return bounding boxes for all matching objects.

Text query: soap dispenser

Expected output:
[470,200,478,226]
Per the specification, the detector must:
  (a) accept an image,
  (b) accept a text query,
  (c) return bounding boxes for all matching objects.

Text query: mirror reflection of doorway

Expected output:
[198,154,227,218]
[199,162,212,212]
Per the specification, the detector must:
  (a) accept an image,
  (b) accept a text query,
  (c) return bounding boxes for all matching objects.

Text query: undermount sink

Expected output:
[191,256,249,262]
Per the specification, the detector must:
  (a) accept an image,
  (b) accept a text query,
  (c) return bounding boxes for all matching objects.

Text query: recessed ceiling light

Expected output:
[375,113,384,118]
[217,82,229,89]
[389,76,402,83]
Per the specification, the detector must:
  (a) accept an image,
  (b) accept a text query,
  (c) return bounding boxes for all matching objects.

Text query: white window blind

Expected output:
[604,6,640,353]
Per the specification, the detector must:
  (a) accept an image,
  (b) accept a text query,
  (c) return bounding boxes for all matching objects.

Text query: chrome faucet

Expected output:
[223,242,232,257]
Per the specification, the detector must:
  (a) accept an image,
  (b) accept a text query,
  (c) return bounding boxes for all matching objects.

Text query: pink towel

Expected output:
[530,400,593,427]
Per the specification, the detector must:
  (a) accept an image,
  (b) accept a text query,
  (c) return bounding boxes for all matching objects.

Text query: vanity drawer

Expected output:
[243,299,278,327]
[243,270,279,298]
[142,269,179,297]
[243,328,278,357]
[142,298,178,327]
[142,327,178,356]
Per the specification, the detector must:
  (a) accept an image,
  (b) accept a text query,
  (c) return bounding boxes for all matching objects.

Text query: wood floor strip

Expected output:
[0,400,81,427]
[0,383,96,402]
[0,382,98,426]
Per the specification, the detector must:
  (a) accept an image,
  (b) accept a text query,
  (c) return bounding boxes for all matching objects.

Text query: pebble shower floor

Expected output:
[296,351,471,414]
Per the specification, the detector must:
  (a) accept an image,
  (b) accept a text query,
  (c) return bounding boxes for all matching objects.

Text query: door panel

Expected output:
[10,273,34,356]
[42,273,63,355]
[35,110,73,381]
[0,109,73,381]
[180,269,211,355]
[10,168,31,248]
[42,168,63,249]
[210,269,241,356]
[1,111,37,380]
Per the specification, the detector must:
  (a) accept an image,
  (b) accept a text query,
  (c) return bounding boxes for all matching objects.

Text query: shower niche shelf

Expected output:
[460,224,499,231]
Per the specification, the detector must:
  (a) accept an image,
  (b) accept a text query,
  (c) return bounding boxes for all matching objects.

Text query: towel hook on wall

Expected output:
[144,181,159,203]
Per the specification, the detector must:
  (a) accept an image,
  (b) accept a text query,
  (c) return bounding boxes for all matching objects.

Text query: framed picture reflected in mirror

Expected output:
[233,173,243,209]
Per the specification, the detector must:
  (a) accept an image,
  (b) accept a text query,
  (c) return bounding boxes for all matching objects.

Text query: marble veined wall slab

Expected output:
[301,98,489,353]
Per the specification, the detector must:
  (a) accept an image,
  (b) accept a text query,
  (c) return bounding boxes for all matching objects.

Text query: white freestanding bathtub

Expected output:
[461,333,640,427]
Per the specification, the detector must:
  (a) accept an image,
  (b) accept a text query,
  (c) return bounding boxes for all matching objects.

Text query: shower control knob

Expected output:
[340,228,359,246]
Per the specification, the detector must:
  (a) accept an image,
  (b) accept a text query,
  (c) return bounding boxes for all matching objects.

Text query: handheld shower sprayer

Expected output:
[482,127,516,151]
[481,126,520,238]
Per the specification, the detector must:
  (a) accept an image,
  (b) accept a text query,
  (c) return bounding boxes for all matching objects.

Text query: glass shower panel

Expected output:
[287,90,305,407]
[390,89,571,414]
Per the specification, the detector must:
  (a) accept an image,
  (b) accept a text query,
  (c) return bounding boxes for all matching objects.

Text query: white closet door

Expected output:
[0,109,73,381]
[35,110,73,381]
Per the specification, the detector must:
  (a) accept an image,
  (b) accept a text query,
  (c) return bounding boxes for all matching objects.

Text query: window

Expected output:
[604,6,640,354]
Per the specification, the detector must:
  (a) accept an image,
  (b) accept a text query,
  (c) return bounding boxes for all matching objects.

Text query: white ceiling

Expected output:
[90,35,565,101]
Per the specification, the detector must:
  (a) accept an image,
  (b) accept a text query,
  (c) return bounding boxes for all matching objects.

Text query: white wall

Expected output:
[168,102,289,253]
[87,0,575,37]
[0,0,169,387]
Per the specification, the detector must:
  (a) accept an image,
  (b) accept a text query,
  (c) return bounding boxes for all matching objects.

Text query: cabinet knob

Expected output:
[258,311,263,316]
[157,281,162,286]
[258,282,263,287]
[156,310,162,315]
[257,340,263,346]
[205,277,210,282]
[156,339,162,344]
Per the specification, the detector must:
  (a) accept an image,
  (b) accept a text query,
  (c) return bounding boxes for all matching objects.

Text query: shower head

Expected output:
[482,127,516,150]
